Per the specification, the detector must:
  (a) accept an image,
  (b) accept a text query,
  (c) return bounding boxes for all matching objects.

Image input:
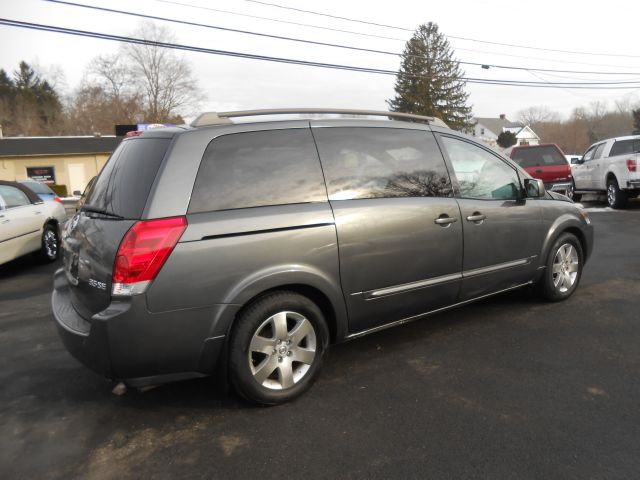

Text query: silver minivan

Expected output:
[52,109,594,405]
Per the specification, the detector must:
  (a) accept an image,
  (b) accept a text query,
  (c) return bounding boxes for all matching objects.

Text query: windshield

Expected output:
[511,145,566,167]
[84,138,170,219]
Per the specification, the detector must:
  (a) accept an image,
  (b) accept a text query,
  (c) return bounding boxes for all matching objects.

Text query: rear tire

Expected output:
[538,232,583,302]
[38,223,59,263]
[229,291,328,405]
[606,177,627,209]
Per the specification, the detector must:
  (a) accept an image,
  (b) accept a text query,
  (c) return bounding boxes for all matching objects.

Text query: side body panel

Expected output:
[330,197,462,333]
[455,197,543,300]
[147,203,347,341]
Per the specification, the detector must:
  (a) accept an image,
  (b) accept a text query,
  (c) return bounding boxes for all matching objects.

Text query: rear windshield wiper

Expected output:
[81,206,125,219]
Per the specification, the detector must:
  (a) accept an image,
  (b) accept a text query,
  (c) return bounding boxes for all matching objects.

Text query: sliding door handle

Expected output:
[466,213,486,223]
[434,215,458,226]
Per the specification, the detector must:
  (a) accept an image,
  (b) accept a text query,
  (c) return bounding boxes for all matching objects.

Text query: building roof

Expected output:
[0,136,122,157]
[475,117,524,135]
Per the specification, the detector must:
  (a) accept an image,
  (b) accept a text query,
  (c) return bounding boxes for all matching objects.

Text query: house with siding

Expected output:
[472,114,539,147]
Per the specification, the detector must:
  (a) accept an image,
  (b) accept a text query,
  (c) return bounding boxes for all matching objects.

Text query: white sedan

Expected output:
[0,180,67,266]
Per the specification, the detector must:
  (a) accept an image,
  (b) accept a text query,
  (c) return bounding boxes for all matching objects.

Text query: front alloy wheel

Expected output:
[539,232,583,301]
[551,243,579,293]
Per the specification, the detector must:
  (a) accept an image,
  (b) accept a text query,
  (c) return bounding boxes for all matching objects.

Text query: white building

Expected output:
[472,114,540,147]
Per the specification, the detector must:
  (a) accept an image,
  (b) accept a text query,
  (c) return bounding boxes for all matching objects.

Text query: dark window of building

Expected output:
[189,129,327,213]
[313,127,452,200]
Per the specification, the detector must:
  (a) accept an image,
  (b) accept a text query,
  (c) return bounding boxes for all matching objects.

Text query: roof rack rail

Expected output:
[191,108,449,129]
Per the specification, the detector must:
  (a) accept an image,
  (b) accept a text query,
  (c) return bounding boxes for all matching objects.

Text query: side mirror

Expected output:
[572,157,584,165]
[72,190,82,196]
[524,178,545,198]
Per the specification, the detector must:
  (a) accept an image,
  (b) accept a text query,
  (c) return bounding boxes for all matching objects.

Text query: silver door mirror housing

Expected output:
[524,178,545,198]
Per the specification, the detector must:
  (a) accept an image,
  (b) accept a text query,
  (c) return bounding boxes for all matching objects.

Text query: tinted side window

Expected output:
[0,185,31,209]
[593,143,606,159]
[313,127,451,200]
[441,136,520,200]
[609,140,634,157]
[189,129,327,213]
[85,138,170,219]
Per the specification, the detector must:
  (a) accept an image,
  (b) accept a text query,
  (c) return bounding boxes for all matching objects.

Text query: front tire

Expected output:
[607,177,627,209]
[570,181,581,202]
[229,291,328,405]
[38,223,59,262]
[538,233,583,302]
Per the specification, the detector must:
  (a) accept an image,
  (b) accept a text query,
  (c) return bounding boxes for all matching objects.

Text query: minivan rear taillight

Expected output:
[112,216,187,296]
[627,159,637,172]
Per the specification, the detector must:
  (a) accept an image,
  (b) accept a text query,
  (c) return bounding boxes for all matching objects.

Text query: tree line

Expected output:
[1,19,638,148]
[517,102,640,154]
[0,23,201,137]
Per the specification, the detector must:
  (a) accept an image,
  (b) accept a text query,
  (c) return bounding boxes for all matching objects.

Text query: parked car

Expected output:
[52,109,594,405]
[0,180,66,266]
[20,179,63,203]
[572,135,640,208]
[509,144,575,199]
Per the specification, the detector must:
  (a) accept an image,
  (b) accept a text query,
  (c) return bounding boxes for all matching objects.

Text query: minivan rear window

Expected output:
[83,138,170,219]
[511,145,566,167]
[189,129,327,213]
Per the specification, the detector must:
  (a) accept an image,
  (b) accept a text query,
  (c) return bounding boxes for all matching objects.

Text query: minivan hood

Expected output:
[547,191,572,202]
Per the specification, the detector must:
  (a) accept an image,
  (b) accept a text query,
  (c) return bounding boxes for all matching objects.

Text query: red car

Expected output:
[509,144,574,199]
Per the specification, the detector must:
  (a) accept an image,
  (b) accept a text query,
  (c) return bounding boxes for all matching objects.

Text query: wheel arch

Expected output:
[539,214,591,272]
[218,267,349,345]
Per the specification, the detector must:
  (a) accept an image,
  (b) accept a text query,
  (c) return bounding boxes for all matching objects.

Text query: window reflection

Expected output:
[441,136,520,200]
[189,129,327,213]
[314,128,452,200]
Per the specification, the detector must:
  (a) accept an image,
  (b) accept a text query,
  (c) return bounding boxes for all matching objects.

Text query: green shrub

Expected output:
[50,184,68,197]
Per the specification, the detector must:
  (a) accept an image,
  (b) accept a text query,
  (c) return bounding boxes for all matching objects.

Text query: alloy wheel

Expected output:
[249,311,317,390]
[607,183,616,207]
[552,243,579,293]
[44,229,58,259]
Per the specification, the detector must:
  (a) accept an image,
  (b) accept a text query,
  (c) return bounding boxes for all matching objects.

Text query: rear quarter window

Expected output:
[511,145,566,167]
[84,138,170,219]
[188,129,327,213]
[609,140,635,157]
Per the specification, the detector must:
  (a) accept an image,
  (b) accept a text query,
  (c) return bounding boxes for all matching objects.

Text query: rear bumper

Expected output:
[626,180,640,189]
[51,269,238,385]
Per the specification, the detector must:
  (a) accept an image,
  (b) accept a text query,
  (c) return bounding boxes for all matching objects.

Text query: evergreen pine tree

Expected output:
[388,22,473,131]
[497,131,517,148]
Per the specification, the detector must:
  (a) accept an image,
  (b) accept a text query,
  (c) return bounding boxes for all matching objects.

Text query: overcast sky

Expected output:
[1,0,639,123]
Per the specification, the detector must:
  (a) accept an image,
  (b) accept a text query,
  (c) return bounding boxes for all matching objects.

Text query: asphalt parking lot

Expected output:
[1,199,639,479]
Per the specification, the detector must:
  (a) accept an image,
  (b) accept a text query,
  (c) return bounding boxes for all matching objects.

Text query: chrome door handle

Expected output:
[466,213,486,223]
[34,211,42,215]
[434,215,458,226]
